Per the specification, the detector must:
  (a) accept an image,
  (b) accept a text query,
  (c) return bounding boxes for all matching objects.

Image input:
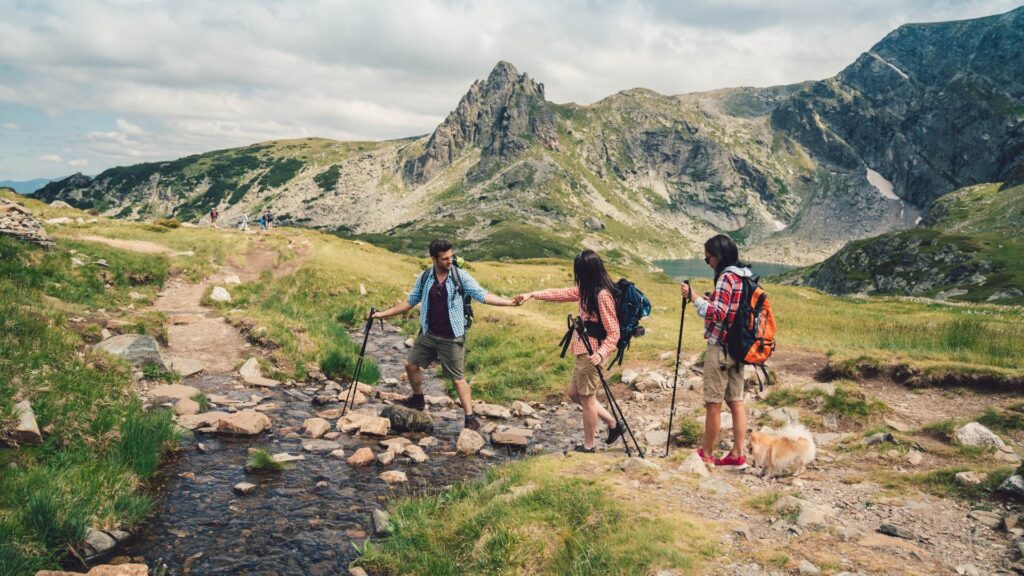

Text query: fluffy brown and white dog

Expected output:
[749,424,816,478]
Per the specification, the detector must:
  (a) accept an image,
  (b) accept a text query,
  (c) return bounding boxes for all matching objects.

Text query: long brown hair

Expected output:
[573,250,617,315]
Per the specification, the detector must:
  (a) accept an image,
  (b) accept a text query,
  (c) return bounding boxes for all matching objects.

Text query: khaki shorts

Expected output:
[408,332,465,381]
[703,343,745,403]
[571,354,601,397]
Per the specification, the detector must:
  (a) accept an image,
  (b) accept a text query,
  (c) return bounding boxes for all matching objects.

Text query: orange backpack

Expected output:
[724,275,776,390]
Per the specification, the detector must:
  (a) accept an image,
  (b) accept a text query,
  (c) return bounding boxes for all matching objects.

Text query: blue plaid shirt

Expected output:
[407,267,488,338]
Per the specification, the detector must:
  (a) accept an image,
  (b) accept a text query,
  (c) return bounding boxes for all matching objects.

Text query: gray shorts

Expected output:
[408,332,465,381]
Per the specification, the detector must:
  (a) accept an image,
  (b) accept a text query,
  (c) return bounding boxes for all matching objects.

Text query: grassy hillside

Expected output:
[781,183,1024,304]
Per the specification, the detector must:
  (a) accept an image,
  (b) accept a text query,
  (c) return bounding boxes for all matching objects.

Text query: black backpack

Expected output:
[560,278,652,368]
[417,262,473,331]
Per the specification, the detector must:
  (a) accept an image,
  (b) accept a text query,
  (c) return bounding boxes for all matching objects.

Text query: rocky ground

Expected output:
[42,231,1024,576]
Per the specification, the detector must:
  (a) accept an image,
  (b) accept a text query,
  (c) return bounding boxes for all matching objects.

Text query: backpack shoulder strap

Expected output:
[451,265,465,296]
[417,268,432,294]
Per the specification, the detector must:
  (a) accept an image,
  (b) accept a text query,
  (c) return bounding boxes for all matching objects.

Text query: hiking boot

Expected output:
[395,394,426,411]
[464,414,481,431]
[713,453,748,469]
[696,447,715,463]
[572,444,596,454]
[605,421,625,445]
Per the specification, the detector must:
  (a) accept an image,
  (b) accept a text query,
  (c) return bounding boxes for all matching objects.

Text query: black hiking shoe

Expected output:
[395,394,426,411]
[464,414,481,431]
[605,421,625,445]
[572,444,595,454]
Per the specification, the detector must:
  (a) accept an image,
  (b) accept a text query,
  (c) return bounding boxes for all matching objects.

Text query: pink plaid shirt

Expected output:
[701,272,742,346]
[531,287,619,360]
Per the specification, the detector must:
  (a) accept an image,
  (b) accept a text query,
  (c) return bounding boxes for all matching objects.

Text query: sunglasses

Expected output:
[704,255,711,264]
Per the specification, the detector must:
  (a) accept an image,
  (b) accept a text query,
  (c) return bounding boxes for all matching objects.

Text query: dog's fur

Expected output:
[749,424,816,478]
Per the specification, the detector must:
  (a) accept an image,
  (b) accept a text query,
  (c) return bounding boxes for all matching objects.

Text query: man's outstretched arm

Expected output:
[483,293,519,307]
[373,301,414,319]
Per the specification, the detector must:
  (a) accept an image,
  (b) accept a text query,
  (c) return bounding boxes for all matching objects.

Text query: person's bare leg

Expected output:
[453,378,473,415]
[581,394,599,448]
[728,400,747,457]
[703,402,722,456]
[405,361,424,396]
[595,400,616,428]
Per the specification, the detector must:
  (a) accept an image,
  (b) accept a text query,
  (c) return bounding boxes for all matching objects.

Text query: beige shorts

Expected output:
[571,354,601,396]
[408,332,465,381]
[703,343,745,403]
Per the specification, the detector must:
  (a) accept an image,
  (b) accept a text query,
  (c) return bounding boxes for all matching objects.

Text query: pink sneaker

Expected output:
[696,447,715,463]
[714,453,748,469]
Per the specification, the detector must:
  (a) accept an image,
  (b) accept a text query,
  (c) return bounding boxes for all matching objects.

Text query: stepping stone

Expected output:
[216,411,271,435]
[169,357,204,377]
[233,482,256,495]
[379,470,408,484]
[238,357,280,388]
[456,429,485,455]
[347,447,374,466]
[94,334,166,368]
[150,384,201,402]
[302,439,342,453]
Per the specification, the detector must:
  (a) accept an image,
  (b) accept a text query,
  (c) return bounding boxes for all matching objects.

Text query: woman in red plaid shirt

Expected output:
[680,234,754,468]
[518,250,625,453]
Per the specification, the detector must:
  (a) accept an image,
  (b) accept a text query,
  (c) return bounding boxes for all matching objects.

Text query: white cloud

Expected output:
[39,154,63,162]
[68,158,89,167]
[0,0,1019,179]
[2,122,17,130]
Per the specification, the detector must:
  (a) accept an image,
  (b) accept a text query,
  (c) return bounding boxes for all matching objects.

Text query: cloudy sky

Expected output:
[1,0,1020,181]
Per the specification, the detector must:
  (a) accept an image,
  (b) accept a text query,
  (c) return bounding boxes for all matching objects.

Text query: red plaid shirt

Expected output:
[531,287,619,360]
[701,272,743,346]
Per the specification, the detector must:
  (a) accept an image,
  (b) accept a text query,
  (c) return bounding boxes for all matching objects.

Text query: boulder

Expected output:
[216,411,271,435]
[379,470,408,484]
[955,471,988,487]
[377,450,396,465]
[425,395,453,407]
[338,411,378,433]
[998,473,1024,499]
[635,372,667,392]
[798,560,821,576]
[955,422,1006,449]
[491,428,532,447]
[372,509,390,535]
[238,357,279,388]
[302,439,342,453]
[13,400,42,445]
[82,527,117,557]
[174,398,201,416]
[404,444,429,463]
[94,334,166,368]
[473,401,512,419]
[233,482,257,495]
[149,383,200,402]
[176,411,227,430]
[347,447,375,466]
[677,451,710,477]
[620,369,640,386]
[210,286,231,302]
[303,417,331,439]
[358,417,391,437]
[456,428,485,455]
[380,405,434,434]
[510,400,535,417]
[168,357,204,377]
[584,216,605,231]
[797,505,833,528]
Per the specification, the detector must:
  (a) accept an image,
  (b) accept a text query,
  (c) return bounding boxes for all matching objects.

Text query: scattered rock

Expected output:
[37,564,149,576]
[884,418,912,433]
[584,216,605,231]
[813,432,843,447]
[233,482,256,495]
[698,477,734,494]
[12,400,42,445]
[210,286,232,302]
[338,411,377,433]
[358,417,391,437]
[456,428,485,455]
[404,445,429,463]
[878,523,915,540]
[906,450,924,466]
[149,383,201,402]
[863,432,895,446]
[635,372,667,392]
[772,496,804,514]
[379,470,408,484]
[303,417,331,439]
[347,447,375,466]
[618,457,661,473]
[987,288,1024,301]
[766,407,799,424]
[271,453,305,463]
[216,411,271,435]
[380,405,434,434]
[404,337,415,348]
[955,422,1006,449]
[798,560,821,575]
[82,527,117,557]
[377,450,396,465]
[223,274,241,285]
[349,568,369,576]
[380,437,413,449]
[174,398,201,416]
[969,509,1002,528]
[424,395,453,407]
[491,428,533,447]
[94,334,166,368]
[620,369,639,386]
[510,400,535,417]
[644,430,668,446]
[302,439,343,453]
[238,357,279,387]
[168,357,204,377]
[177,412,227,430]
[677,452,710,477]
[372,509,390,535]
[418,436,438,448]
[473,401,512,419]
[329,449,346,459]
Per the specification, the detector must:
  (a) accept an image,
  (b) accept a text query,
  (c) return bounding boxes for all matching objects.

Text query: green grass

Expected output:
[191,392,211,412]
[355,455,713,575]
[890,467,1015,501]
[676,418,703,447]
[246,448,286,473]
[141,362,179,383]
[977,407,1024,433]
[0,235,178,571]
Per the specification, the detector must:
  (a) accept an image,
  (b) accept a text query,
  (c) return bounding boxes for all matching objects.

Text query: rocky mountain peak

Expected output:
[404,61,558,184]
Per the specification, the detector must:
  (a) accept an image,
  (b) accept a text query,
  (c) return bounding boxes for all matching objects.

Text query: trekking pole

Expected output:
[665,281,690,457]
[342,306,378,417]
[573,316,645,458]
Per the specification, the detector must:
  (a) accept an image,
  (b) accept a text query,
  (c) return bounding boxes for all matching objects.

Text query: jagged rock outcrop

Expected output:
[404,61,558,184]
[0,200,53,246]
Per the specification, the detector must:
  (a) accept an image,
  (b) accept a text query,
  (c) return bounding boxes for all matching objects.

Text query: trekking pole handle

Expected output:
[365,306,379,333]
[682,279,692,304]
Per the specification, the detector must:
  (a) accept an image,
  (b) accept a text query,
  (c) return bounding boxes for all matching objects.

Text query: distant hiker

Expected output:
[517,250,625,453]
[679,234,751,468]
[239,213,249,231]
[264,209,274,230]
[210,207,219,228]
[258,213,267,231]
[372,238,522,430]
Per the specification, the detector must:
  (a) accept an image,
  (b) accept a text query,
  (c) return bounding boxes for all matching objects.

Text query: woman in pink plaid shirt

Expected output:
[518,250,625,453]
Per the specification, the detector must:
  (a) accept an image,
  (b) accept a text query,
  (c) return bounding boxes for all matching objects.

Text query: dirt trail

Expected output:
[76,235,180,254]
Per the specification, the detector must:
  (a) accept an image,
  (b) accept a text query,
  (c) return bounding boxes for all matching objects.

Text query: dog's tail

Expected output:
[779,423,816,463]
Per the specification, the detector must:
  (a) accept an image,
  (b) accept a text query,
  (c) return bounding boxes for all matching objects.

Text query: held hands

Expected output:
[513,293,533,306]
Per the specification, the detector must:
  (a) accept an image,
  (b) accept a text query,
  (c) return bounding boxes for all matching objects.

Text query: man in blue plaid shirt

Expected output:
[373,238,521,430]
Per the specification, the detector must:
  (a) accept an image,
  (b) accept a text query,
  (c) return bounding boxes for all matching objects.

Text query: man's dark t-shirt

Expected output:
[427,273,456,339]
